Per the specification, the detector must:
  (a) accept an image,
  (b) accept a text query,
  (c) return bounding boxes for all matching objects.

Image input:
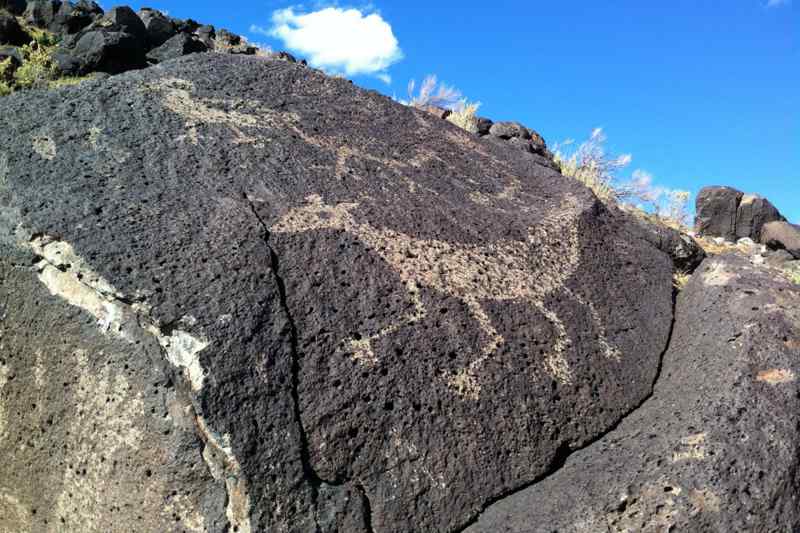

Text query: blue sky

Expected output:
[106,1,798,222]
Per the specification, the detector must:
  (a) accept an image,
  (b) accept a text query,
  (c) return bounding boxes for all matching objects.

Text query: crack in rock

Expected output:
[455,288,680,532]
[25,233,252,533]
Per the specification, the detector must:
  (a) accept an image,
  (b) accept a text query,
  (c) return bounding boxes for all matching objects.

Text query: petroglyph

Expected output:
[271,194,620,398]
[151,78,428,192]
[148,78,296,147]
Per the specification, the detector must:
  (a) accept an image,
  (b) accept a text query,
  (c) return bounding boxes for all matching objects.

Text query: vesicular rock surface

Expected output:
[466,253,800,532]
[0,54,673,531]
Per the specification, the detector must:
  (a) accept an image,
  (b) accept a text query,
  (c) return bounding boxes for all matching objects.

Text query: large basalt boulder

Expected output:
[0,9,30,46]
[695,186,743,241]
[696,185,786,243]
[467,254,800,532]
[65,28,146,73]
[0,54,673,532]
[762,221,800,259]
[489,120,532,140]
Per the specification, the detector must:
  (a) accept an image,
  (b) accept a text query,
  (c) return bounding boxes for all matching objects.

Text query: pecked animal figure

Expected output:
[0,54,673,532]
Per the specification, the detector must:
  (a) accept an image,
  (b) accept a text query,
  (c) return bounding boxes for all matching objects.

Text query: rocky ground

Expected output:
[0,5,799,532]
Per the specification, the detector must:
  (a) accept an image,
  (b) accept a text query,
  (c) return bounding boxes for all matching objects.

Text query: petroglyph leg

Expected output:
[534,301,573,386]
[563,287,621,361]
[340,283,427,366]
[446,297,504,400]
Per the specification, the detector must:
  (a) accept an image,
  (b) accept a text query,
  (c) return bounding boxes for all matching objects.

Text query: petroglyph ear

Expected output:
[270,195,360,234]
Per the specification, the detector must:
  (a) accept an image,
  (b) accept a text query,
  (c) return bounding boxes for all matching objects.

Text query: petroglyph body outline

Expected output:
[148,77,620,397]
[271,195,621,398]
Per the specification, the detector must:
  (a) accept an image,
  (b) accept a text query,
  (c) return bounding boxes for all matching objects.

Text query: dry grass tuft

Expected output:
[406,74,462,110]
[446,99,480,133]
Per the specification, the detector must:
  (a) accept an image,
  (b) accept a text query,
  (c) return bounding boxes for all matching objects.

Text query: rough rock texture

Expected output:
[735,194,784,241]
[0,54,674,532]
[23,0,59,31]
[762,221,800,259]
[0,0,27,15]
[53,0,100,34]
[138,7,176,47]
[0,44,22,65]
[620,208,706,272]
[489,121,531,140]
[0,10,29,46]
[696,186,786,243]
[466,254,800,532]
[146,32,206,64]
[695,186,743,241]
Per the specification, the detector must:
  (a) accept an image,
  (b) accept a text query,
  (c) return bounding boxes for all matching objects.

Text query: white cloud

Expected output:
[253,6,403,82]
[766,0,790,7]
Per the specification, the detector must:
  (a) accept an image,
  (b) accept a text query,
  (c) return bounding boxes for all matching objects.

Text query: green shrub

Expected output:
[13,41,59,89]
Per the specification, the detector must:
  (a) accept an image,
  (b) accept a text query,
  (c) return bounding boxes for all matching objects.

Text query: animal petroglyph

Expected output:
[270,194,621,398]
[151,77,430,192]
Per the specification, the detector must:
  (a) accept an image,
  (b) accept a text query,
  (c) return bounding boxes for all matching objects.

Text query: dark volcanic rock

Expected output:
[101,6,147,45]
[695,186,744,241]
[622,208,706,272]
[489,120,532,140]
[146,32,206,64]
[0,54,673,532]
[762,221,800,259]
[475,116,493,136]
[0,44,22,66]
[0,0,26,15]
[53,0,102,34]
[138,7,176,47]
[0,9,30,45]
[467,254,800,532]
[23,0,61,31]
[173,17,200,34]
[735,193,784,241]
[66,28,146,73]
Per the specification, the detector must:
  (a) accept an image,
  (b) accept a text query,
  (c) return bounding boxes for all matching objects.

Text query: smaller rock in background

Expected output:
[0,10,30,46]
[146,33,206,64]
[23,0,61,31]
[762,221,800,259]
[138,8,176,48]
[489,121,532,140]
[0,0,27,15]
[695,186,743,241]
[735,193,784,241]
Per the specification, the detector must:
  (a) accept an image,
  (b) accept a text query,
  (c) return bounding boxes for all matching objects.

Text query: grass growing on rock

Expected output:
[553,128,692,230]
[446,100,481,133]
